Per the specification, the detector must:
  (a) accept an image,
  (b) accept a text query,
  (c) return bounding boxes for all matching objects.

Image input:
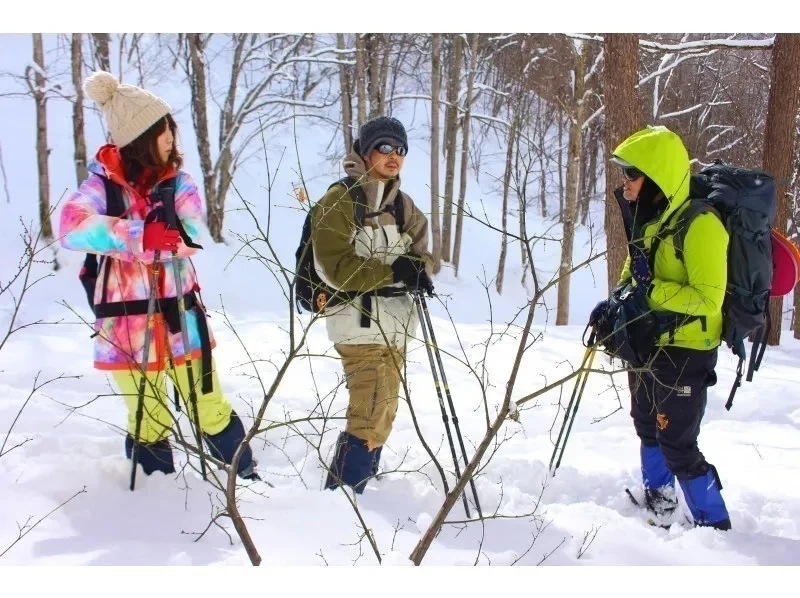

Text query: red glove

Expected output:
[143,222,181,252]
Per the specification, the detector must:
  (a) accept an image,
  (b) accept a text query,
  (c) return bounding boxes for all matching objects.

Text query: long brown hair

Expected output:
[120,114,183,188]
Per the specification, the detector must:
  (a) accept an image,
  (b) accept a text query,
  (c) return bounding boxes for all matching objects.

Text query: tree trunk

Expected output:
[441,34,462,264]
[557,107,564,222]
[377,34,391,116]
[31,34,52,240]
[355,34,368,128]
[71,33,88,186]
[538,103,548,219]
[453,33,478,276]
[602,33,640,294]
[336,34,354,152]
[207,34,245,243]
[556,43,587,326]
[430,33,443,274]
[366,34,381,120]
[188,34,216,227]
[496,114,518,295]
[582,124,599,226]
[92,33,111,71]
[763,33,800,346]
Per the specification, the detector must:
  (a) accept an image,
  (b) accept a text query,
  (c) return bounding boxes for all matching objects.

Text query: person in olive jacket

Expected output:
[311,116,433,494]
[591,126,731,530]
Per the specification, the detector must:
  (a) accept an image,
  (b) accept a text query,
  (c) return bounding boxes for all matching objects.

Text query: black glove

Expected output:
[413,270,435,296]
[589,299,609,326]
[391,254,434,295]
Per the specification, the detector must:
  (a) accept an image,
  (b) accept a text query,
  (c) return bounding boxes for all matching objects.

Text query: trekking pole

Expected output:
[130,251,162,491]
[160,182,207,482]
[414,293,470,517]
[415,292,483,518]
[548,329,597,477]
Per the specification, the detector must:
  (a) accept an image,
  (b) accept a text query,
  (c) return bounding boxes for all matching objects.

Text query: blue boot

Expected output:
[641,444,677,517]
[324,432,377,494]
[125,435,175,475]
[678,466,731,530]
[204,411,255,479]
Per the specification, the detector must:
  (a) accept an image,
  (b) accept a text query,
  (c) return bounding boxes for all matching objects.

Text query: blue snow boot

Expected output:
[125,435,175,476]
[678,466,731,530]
[641,444,677,517]
[204,411,255,479]
[324,432,377,494]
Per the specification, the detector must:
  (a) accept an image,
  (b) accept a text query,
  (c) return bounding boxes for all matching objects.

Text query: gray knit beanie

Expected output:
[355,116,408,157]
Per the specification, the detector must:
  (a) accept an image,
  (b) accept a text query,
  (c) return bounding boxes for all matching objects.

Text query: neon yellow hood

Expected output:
[612,126,691,225]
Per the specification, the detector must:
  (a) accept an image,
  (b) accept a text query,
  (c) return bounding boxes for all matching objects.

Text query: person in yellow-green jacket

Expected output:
[589,126,731,530]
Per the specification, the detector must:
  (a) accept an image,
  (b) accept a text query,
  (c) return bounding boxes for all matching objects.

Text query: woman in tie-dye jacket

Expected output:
[60,71,257,480]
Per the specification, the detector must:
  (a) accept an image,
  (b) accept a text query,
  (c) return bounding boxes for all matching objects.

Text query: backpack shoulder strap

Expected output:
[155,175,201,249]
[328,176,368,228]
[394,191,406,235]
[672,199,721,264]
[101,175,126,219]
[645,204,683,271]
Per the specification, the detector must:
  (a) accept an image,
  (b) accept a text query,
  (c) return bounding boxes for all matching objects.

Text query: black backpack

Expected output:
[654,160,776,409]
[294,176,405,315]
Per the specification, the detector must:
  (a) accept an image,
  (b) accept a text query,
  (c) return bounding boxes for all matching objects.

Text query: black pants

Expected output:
[628,347,718,479]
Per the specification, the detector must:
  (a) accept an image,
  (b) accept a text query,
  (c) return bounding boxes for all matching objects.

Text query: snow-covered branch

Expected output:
[640,37,774,52]
[658,103,705,120]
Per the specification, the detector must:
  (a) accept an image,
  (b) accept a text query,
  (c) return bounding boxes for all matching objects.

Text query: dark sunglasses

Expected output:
[376,144,408,157]
[622,166,644,181]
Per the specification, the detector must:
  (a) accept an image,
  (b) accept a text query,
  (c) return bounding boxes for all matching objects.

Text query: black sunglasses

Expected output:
[622,165,644,181]
[376,144,408,157]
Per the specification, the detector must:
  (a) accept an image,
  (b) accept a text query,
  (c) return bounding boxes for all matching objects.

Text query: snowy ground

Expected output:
[2,241,800,566]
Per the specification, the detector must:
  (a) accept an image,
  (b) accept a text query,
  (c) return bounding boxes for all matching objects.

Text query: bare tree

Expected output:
[186,34,215,220]
[355,34,368,127]
[71,34,88,186]
[496,111,519,295]
[430,33,443,273]
[27,34,53,240]
[364,34,389,120]
[763,33,800,345]
[91,33,111,72]
[177,34,334,242]
[453,33,479,276]
[337,33,353,152]
[377,34,391,116]
[602,33,640,293]
[441,34,463,264]
[556,41,588,325]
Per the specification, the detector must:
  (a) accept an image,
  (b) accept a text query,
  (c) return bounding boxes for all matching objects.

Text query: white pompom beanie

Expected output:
[83,71,172,148]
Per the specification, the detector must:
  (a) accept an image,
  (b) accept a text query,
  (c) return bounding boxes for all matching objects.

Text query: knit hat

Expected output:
[84,71,172,148]
[355,116,408,157]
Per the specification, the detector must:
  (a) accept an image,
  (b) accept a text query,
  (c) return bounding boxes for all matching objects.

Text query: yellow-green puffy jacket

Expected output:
[613,126,729,351]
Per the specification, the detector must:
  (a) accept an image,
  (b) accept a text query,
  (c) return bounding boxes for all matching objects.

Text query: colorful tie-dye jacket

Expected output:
[59,146,216,371]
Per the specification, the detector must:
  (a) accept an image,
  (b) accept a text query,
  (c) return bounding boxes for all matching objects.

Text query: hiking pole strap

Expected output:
[754,310,771,374]
[726,358,744,411]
